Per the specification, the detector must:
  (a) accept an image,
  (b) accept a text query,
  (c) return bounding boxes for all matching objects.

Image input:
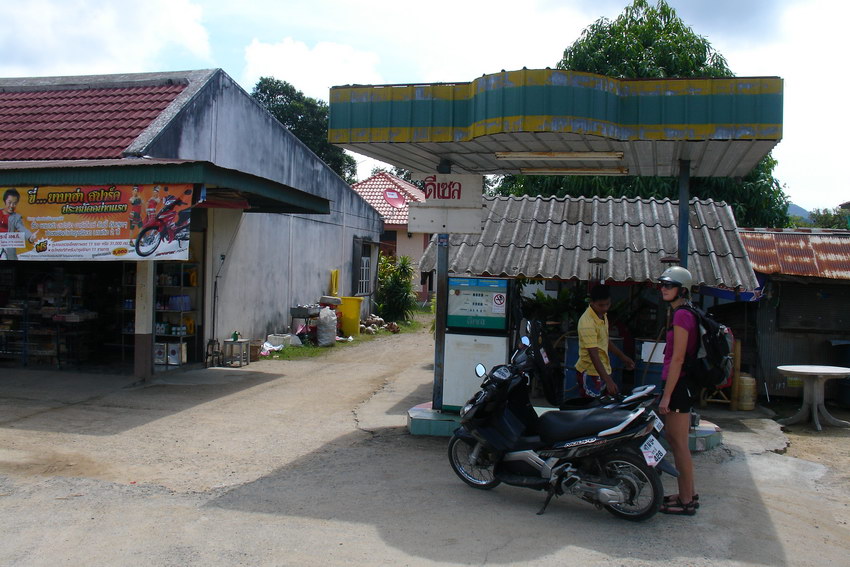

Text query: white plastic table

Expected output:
[776,365,850,431]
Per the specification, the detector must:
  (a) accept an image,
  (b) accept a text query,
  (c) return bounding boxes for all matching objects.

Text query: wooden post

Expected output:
[730,339,742,411]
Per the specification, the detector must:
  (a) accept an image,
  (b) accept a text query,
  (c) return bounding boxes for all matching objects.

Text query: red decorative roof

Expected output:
[0,84,187,160]
[739,228,850,280]
[351,171,426,226]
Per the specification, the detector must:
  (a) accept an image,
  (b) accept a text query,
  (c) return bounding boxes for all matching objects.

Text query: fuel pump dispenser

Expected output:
[440,277,513,411]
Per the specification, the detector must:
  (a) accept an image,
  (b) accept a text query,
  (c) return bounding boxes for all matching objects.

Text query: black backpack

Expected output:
[676,303,735,391]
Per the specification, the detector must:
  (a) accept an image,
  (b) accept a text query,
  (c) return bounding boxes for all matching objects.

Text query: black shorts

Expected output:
[667,375,698,413]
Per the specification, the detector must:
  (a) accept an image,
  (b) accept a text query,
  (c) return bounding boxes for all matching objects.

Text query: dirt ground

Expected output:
[770,401,850,488]
[1,320,849,566]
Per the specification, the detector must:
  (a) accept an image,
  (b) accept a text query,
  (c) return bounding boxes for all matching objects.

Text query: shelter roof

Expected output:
[0,158,329,215]
[0,70,216,161]
[330,69,782,179]
[419,195,757,290]
[350,171,425,225]
[738,228,850,280]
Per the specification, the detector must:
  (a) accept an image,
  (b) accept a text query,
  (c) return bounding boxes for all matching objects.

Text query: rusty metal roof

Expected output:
[420,195,757,289]
[738,228,850,280]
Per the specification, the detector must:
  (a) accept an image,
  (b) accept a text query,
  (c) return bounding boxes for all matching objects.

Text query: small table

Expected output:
[776,365,850,431]
[222,338,250,367]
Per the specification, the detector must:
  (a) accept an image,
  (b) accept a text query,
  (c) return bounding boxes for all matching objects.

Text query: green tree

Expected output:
[374,254,418,323]
[494,0,790,228]
[806,207,850,229]
[252,77,357,183]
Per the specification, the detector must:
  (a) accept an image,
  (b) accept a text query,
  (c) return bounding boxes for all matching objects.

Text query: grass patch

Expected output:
[259,315,429,362]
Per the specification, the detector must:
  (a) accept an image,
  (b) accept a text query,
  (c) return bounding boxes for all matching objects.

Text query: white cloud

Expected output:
[0,0,211,77]
[241,38,382,101]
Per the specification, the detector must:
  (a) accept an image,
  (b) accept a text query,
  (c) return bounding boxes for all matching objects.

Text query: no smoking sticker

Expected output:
[492,293,506,314]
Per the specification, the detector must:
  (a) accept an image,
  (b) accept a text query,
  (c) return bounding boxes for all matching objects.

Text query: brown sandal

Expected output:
[664,493,699,509]
[660,497,697,516]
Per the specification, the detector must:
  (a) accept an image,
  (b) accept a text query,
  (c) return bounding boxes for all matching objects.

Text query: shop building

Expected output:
[0,69,382,377]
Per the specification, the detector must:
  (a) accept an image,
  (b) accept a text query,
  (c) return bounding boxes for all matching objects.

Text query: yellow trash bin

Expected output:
[339,296,364,337]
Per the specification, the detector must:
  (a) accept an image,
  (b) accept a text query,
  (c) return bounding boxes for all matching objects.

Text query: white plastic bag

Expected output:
[317,307,337,347]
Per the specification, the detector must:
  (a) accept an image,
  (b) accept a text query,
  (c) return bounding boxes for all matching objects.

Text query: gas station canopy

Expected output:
[330,69,782,178]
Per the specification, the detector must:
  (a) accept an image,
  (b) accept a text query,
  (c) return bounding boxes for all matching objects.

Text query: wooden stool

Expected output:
[205,339,222,367]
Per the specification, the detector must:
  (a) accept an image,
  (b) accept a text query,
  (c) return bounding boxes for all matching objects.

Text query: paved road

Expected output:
[0,325,848,566]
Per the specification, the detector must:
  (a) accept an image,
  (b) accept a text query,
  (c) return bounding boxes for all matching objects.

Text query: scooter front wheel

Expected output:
[448,434,501,490]
[135,226,162,257]
[599,452,662,521]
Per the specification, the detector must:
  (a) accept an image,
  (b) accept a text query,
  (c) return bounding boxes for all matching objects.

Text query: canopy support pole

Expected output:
[678,159,691,269]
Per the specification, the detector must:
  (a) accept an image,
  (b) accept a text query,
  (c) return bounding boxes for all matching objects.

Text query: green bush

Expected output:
[375,254,418,323]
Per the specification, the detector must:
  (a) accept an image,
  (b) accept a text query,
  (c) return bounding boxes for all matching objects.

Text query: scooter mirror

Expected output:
[474,364,486,378]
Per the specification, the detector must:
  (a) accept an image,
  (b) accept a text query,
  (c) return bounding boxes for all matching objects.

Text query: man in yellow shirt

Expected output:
[575,284,634,397]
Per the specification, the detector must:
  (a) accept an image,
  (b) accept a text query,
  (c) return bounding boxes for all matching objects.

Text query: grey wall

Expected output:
[144,70,382,343]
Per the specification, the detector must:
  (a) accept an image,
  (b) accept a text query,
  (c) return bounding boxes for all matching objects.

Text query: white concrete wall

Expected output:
[145,70,382,344]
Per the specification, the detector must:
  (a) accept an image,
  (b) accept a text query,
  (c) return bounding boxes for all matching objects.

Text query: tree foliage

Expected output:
[375,254,418,323]
[252,77,357,183]
[493,0,790,228]
[801,207,850,229]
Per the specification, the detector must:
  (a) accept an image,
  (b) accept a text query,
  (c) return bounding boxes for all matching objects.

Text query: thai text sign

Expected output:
[418,174,482,208]
[0,184,193,261]
[408,174,483,234]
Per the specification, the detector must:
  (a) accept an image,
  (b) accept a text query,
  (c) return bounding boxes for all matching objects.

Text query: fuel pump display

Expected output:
[447,277,508,331]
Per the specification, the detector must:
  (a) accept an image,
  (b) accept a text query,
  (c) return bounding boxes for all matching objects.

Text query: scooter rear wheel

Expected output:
[599,452,662,521]
[448,434,501,490]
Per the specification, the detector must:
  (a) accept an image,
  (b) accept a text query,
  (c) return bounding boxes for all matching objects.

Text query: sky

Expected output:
[1,0,846,211]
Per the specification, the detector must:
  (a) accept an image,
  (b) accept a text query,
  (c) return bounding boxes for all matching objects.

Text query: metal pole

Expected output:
[432,233,449,411]
[678,159,691,269]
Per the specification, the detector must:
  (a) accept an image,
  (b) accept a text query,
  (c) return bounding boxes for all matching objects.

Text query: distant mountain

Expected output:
[788,203,810,221]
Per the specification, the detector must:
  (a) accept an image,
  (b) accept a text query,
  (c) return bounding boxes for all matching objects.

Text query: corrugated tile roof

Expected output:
[738,228,850,280]
[0,84,187,160]
[420,195,757,289]
[351,171,425,225]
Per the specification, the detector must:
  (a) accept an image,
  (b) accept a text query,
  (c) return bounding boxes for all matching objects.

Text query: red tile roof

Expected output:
[0,84,187,160]
[351,171,426,226]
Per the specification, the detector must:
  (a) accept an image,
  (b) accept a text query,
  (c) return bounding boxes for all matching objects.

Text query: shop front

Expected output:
[0,159,330,377]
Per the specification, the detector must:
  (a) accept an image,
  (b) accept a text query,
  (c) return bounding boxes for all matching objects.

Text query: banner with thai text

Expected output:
[0,184,194,261]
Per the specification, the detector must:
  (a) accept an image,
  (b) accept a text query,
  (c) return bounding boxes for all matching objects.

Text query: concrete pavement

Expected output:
[0,330,848,566]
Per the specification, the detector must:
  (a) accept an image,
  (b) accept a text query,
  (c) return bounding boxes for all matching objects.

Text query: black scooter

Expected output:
[448,335,666,521]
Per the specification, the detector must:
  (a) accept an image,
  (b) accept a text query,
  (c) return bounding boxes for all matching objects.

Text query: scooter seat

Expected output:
[537,407,635,443]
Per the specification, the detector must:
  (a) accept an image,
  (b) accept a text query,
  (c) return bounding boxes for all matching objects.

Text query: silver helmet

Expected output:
[658,266,694,290]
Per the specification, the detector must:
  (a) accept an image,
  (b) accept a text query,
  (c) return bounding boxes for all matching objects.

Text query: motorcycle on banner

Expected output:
[448,327,666,521]
[135,189,193,257]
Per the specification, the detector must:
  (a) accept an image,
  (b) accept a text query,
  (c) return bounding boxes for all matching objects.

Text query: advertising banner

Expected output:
[0,184,193,261]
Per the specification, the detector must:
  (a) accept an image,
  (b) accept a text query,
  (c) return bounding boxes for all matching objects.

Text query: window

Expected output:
[358,248,371,295]
[352,238,374,296]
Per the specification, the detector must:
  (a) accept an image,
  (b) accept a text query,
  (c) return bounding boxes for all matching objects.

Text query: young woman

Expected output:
[657,266,699,516]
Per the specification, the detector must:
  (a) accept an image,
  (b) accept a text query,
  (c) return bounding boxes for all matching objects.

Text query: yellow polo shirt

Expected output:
[575,305,611,376]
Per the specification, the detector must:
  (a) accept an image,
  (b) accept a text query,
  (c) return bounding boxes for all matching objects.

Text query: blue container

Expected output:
[634,360,664,388]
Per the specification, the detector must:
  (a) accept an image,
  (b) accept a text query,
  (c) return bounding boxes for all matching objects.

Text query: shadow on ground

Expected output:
[209,429,788,565]
[0,366,283,435]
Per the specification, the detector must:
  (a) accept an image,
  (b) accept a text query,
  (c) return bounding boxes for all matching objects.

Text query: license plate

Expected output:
[649,411,664,432]
[640,435,667,467]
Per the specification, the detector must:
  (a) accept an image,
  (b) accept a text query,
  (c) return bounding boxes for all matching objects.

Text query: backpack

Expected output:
[676,303,735,390]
